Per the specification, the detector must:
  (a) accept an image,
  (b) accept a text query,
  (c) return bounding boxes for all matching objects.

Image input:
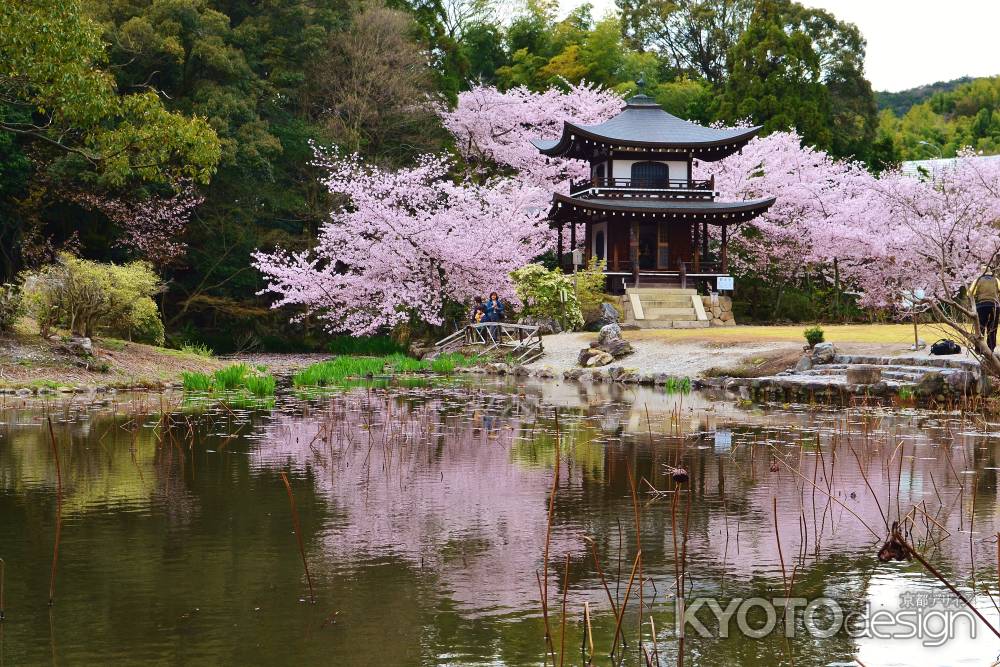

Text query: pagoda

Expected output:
[531,85,775,295]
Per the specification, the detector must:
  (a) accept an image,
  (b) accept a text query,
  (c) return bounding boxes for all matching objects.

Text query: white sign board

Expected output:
[572,249,583,267]
[717,276,734,291]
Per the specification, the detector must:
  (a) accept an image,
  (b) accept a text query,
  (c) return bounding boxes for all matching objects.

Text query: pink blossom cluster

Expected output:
[252,150,552,334]
[72,184,203,267]
[707,134,1000,311]
[440,82,622,188]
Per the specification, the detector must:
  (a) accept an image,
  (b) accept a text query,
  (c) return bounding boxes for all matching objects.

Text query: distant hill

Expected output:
[876,77,974,116]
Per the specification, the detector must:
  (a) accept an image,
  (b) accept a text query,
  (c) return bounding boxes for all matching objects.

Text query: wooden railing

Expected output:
[434,323,544,364]
[570,176,714,195]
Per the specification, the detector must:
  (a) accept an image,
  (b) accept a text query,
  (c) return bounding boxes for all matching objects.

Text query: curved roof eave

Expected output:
[550,193,776,217]
[532,121,762,158]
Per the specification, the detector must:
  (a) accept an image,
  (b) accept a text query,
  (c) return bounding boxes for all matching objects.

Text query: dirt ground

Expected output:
[527,324,980,379]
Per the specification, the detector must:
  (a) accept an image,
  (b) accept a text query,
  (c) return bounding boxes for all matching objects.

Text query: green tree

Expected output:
[0,0,221,185]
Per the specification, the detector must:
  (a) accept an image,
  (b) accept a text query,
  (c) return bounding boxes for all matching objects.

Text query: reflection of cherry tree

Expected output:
[251,389,587,613]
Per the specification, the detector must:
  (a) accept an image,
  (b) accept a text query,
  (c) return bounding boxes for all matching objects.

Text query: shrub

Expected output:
[0,283,24,333]
[804,325,825,348]
[20,253,164,340]
[511,263,584,331]
[574,259,615,324]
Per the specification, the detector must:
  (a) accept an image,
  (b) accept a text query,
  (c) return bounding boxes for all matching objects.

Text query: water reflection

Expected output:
[0,382,998,665]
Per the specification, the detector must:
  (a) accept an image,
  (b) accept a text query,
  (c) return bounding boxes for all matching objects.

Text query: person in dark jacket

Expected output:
[484,292,504,342]
[972,269,1000,352]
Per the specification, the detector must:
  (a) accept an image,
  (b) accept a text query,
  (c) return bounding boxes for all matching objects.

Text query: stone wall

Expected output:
[701,295,735,327]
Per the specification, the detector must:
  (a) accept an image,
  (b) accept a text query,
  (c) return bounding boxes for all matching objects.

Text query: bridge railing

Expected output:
[435,323,544,364]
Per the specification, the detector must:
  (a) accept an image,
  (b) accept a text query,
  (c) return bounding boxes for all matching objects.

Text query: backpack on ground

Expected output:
[930,339,961,355]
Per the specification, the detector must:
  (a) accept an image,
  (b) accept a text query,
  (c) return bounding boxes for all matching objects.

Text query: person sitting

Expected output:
[972,268,1000,352]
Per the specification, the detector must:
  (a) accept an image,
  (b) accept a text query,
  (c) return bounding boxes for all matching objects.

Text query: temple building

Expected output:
[532,87,775,323]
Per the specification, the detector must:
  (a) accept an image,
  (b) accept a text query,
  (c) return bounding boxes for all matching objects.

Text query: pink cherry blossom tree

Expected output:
[835,154,1000,374]
[255,84,621,335]
[440,82,622,188]
[252,150,551,335]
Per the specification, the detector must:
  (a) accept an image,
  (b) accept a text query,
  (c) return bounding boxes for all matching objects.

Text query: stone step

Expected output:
[833,354,978,371]
[633,319,710,329]
[626,287,698,296]
[643,307,699,319]
[640,297,697,308]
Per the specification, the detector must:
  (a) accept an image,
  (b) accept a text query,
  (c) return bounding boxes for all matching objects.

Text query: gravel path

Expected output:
[526,332,801,377]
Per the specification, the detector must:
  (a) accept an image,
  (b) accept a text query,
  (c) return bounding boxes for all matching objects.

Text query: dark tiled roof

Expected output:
[551,192,776,221]
[532,94,761,159]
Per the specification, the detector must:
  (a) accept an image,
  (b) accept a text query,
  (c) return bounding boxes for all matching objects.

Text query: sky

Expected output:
[558,0,1000,91]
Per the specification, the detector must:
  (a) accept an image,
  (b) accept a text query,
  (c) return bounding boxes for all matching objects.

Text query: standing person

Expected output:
[468,296,486,344]
[972,268,1000,352]
[484,291,504,342]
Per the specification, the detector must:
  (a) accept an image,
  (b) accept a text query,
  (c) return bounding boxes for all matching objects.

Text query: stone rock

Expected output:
[846,365,882,385]
[652,373,670,385]
[794,355,813,372]
[811,342,837,365]
[721,299,733,312]
[56,386,75,393]
[945,370,977,395]
[536,366,556,378]
[914,371,945,398]
[721,311,735,322]
[563,368,583,381]
[586,351,614,367]
[711,318,724,326]
[512,365,530,376]
[16,388,32,396]
[60,336,93,357]
[598,322,622,342]
[518,316,562,335]
[586,302,620,330]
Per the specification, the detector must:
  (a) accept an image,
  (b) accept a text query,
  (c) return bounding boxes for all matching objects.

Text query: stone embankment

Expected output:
[723,342,984,402]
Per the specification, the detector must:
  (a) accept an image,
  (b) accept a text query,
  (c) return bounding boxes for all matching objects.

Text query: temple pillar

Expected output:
[557,221,564,270]
[629,220,639,285]
[584,221,592,263]
[693,221,700,272]
[721,223,729,273]
[702,221,709,266]
[570,221,577,269]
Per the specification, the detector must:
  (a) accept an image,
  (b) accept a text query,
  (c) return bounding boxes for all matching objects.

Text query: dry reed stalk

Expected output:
[610,550,642,658]
[279,472,315,603]
[626,463,643,636]
[558,554,569,667]
[649,615,660,667]
[897,529,1000,640]
[539,408,561,663]
[583,601,594,664]
[586,538,618,618]
[0,557,5,621]
[47,418,62,606]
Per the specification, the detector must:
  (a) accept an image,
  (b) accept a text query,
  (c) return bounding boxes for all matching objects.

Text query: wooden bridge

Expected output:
[434,323,544,364]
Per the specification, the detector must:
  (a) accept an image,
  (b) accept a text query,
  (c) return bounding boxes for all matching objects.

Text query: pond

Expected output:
[1,379,999,666]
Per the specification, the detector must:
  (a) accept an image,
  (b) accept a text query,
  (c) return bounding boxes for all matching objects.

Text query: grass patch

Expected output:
[213,363,251,390]
[181,342,215,357]
[244,374,276,397]
[293,357,388,386]
[182,363,275,396]
[294,353,477,387]
[182,371,213,391]
[327,335,406,356]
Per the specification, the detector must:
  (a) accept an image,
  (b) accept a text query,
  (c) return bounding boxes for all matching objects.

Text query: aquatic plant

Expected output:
[293,357,387,386]
[213,363,250,390]
[386,353,427,373]
[244,374,276,397]
[181,371,212,391]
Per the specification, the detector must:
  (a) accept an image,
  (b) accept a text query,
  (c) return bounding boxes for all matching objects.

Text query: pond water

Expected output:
[1,379,1000,666]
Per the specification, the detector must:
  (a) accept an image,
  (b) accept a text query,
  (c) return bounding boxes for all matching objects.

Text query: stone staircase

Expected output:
[622,287,710,329]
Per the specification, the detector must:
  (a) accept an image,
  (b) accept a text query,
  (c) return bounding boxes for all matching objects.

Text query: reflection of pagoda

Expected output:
[532,84,775,295]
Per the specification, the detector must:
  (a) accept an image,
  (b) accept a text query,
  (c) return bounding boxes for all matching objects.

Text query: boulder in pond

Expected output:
[811,342,837,365]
